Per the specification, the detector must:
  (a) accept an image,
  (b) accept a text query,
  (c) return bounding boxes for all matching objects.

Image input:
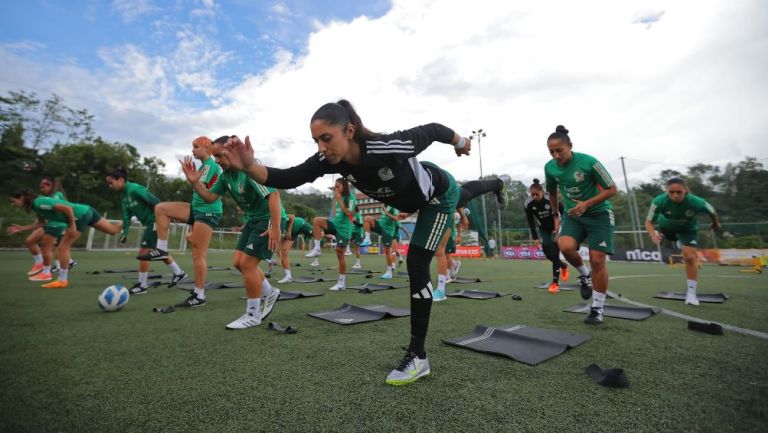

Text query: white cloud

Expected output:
[112,0,159,23]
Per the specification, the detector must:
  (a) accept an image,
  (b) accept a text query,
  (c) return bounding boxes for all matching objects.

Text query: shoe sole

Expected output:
[130,291,148,295]
[584,319,604,325]
[433,297,446,302]
[386,370,431,386]
[27,269,44,276]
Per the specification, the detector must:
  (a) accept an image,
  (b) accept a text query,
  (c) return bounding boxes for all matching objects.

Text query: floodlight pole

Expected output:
[471,129,489,255]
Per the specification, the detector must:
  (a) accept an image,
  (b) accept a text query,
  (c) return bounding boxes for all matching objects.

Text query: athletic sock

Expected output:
[313,239,321,251]
[43,265,51,273]
[246,298,260,315]
[406,245,434,359]
[338,274,346,287]
[55,260,61,269]
[284,270,292,279]
[364,232,371,242]
[33,254,43,264]
[58,269,68,281]
[261,278,273,297]
[384,266,392,275]
[577,265,590,276]
[194,287,206,300]
[437,274,447,291]
[592,291,606,308]
[156,239,168,251]
[168,261,183,275]
[686,279,697,294]
[354,259,361,267]
[138,272,148,286]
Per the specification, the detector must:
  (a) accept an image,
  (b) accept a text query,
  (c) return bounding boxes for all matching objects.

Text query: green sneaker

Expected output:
[496,175,511,209]
[385,351,431,386]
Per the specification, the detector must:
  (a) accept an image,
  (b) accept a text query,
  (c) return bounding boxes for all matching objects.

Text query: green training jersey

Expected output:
[210,170,276,221]
[378,205,399,234]
[32,197,90,225]
[646,193,716,232]
[332,193,356,230]
[192,156,223,214]
[45,192,68,229]
[291,216,309,237]
[120,181,160,236]
[354,212,364,235]
[544,152,615,216]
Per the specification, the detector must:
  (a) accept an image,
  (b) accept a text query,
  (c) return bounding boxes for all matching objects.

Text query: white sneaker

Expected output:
[225,312,261,329]
[344,248,352,256]
[433,288,447,302]
[261,288,281,320]
[310,258,320,267]
[304,249,321,258]
[685,292,700,306]
[328,283,346,291]
[386,352,431,386]
[278,275,293,284]
[352,263,362,270]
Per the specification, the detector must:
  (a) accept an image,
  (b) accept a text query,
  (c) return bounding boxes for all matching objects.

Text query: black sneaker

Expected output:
[168,271,188,288]
[584,307,604,325]
[578,274,593,300]
[68,259,78,270]
[495,175,511,209]
[176,293,206,308]
[128,282,148,295]
[136,248,169,261]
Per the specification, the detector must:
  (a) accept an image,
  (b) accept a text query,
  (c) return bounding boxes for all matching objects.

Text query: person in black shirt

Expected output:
[525,179,568,292]
[220,99,471,386]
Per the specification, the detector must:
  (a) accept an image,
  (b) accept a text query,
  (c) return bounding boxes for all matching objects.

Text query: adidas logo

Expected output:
[598,241,607,247]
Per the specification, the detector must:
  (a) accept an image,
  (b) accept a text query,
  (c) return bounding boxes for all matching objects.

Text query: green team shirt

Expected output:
[647,193,716,232]
[192,157,223,214]
[45,191,68,229]
[32,197,90,224]
[354,212,364,235]
[544,152,615,216]
[120,181,160,237]
[378,205,399,234]
[291,216,309,237]
[333,193,356,231]
[210,170,276,220]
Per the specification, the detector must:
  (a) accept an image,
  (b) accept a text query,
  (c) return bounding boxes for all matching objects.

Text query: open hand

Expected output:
[222,135,256,171]
[180,156,201,183]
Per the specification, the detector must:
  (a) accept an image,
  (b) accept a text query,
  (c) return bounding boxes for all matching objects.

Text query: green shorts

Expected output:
[660,227,698,248]
[325,220,352,248]
[350,229,364,245]
[559,210,615,255]
[140,222,158,248]
[410,167,460,251]
[537,228,556,247]
[189,208,222,229]
[290,221,313,240]
[75,207,102,232]
[372,220,397,247]
[236,219,274,260]
[43,224,65,239]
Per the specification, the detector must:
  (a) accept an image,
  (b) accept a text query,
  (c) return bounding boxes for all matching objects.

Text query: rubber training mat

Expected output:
[207,266,233,271]
[654,291,729,303]
[534,282,578,290]
[444,324,590,365]
[446,290,509,299]
[394,271,410,278]
[122,273,166,280]
[348,268,375,274]
[293,276,331,283]
[278,290,324,300]
[563,303,659,321]
[346,283,406,293]
[177,282,242,290]
[89,268,155,274]
[308,304,410,325]
[450,277,487,284]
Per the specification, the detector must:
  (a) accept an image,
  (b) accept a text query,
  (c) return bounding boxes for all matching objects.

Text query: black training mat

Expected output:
[443,324,590,365]
[447,290,508,299]
[347,283,406,293]
[394,271,410,278]
[348,269,375,274]
[122,273,165,280]
[585,363,630,388]
[293,276,330,283]
[177,282,241,291]
[688,321,724,335]
[534,282,578,290]
[278,290,324,300]
[308,303,410,325]
[563,303,659,321]
[207,266,233,271]
[267,322,298,334]
[103,268,148,274]
[451,277,486,284]
[654,291,729,303]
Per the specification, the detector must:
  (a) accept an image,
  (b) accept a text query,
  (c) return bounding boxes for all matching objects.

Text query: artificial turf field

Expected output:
[1,250,766,433]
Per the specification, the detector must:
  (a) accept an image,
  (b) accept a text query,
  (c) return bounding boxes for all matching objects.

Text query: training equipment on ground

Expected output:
[347,283,406,293]
[654,292,729,303]
[207,266,233,271]
[98,284,130,312]
[688,321,724,335]
[122,273,164,280]
[278,290,324,300]
[394,271,410,278]
[293,276,330,283]
[450,277,487,284]
[96,268,150,274]
[563,303,659,321]
[534,282,578,291]
[267,322,298,334]
[348,269,375,274]
[446,290,509,300]
[176,282,242,291]
[443,324,590,365]
[309,304,409,325]
[585,364,630,388]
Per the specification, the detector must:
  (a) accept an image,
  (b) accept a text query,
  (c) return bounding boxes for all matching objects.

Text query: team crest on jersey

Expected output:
[378,167,394,182]
[238,183,245,193]
[573,170,585,182]
[346,174,356,183]
[685,210,694,217]
[544,204,550,210]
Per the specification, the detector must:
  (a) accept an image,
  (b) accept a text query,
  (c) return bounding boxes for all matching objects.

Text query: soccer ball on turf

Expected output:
[98,284,130,312]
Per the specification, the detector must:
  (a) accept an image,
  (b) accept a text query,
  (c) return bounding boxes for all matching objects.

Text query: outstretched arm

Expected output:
[7,217,46,235]
[223,136,324,189]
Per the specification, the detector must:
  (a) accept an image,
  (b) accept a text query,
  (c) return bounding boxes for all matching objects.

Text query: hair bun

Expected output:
[532,178,540,184]
[555,125,569,134]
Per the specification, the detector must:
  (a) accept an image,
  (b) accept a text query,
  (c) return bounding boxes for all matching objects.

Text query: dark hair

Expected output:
[667,177,687,187]
[311,99,376,143]
[335,177,350,200]
[213,135,231,145]
[41,176,66,195]
[107,168,128,181]
[10,188,37,211]
[530,178,544,191]
[547,125,572,146]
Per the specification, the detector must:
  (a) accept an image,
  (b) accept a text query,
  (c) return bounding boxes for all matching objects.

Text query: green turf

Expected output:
[1,250,767,433]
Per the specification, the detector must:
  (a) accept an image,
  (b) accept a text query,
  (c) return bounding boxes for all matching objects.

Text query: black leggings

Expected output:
[457,179,503,209]
[406,244,435,358]
[542,242,565,282]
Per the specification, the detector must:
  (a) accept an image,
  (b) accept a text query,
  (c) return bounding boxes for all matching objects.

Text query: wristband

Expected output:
[454,137,466,150]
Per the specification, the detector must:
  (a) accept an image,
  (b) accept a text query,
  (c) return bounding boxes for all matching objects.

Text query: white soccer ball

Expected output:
[98,284,130,312]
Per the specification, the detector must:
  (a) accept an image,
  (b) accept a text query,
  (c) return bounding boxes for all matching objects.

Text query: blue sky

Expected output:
[1,0,766,191]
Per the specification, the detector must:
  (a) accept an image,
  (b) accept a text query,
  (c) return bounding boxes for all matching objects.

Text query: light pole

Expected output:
[470,129,489,255]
